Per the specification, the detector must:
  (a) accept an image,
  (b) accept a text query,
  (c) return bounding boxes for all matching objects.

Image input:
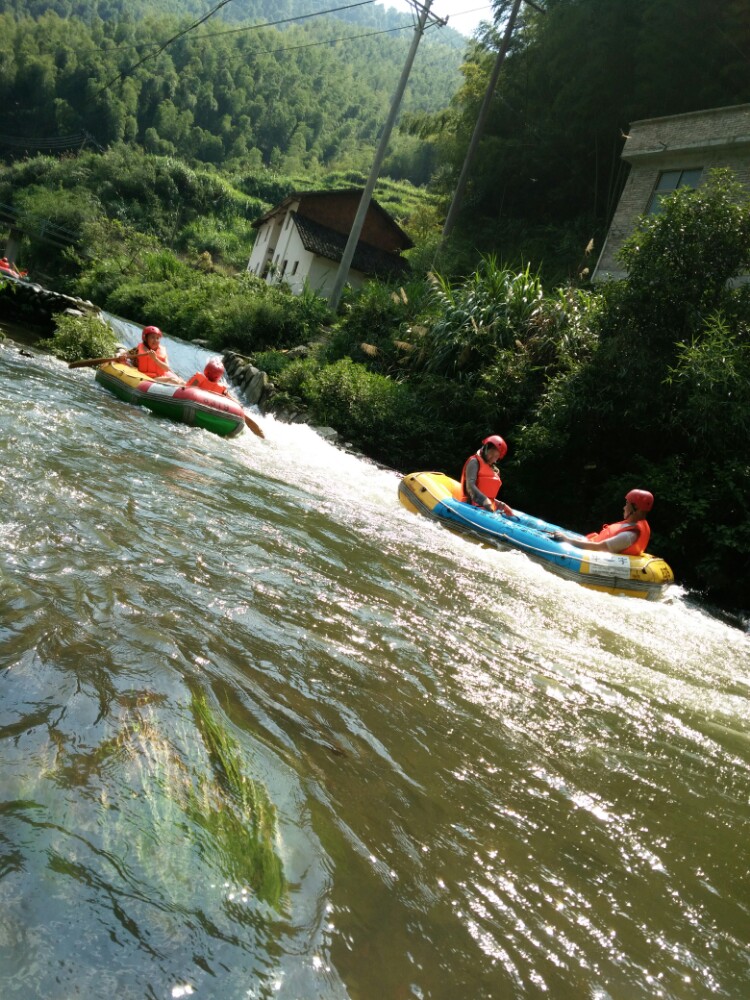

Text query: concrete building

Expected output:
[246,189,413,296]
[593,104,750,280]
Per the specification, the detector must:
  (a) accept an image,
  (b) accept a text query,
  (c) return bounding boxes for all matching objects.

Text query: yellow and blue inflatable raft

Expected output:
[399,472,674,600]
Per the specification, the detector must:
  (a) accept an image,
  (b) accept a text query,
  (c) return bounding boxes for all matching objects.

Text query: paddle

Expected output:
[222,387,265,438]
[243,413,265,438]
[68,356,125,369]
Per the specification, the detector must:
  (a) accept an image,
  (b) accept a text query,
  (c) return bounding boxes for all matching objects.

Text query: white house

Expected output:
[246,188,413,296]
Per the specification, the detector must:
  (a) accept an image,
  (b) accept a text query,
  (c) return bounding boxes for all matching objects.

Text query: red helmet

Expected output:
[625,488,654,512]
[482,435,507,460]
[142,325,162,342]
[204,358,224,382]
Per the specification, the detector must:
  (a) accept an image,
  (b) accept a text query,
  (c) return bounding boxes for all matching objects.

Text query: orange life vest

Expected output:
[458,451,502,510]
[136,341,169,378]
[587,519,650,556]
[186,372,227,396]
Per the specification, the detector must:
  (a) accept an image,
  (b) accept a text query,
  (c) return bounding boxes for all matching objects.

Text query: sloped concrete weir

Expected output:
[0,272,103,330]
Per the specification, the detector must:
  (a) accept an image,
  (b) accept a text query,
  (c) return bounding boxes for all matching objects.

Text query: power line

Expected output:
[0,133,84,148]
[92,1,426,103]
[94,0,239,98]
[438,2,495,29]
[0,2,427,151]
[237,22,413,56]
[101,0,378,51]
[0,132,97,155]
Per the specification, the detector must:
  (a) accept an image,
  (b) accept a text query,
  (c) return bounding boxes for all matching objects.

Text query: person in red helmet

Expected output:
[184,356,266,438]
[118,326,184,384]
[457,435,513,516]
[552,489,654,555]
[185,358,231,396]
[0,256,20,276]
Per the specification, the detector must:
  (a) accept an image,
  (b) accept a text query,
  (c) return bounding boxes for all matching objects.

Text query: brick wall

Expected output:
[594,105,750,279]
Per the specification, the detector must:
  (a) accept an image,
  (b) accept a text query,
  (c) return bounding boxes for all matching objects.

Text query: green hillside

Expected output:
[0,1,464,180]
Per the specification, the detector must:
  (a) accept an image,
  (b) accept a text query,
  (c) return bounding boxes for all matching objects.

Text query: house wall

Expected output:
[246,223,269,275]
[594,104,750,280]
[246,220,367,296]
[247,221,310,287]
[306,256,367,297]
[247,201,303,276]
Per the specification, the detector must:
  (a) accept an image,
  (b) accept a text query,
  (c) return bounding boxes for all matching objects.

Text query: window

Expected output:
[647,168,703,214]
[280,259,288,277]
[291,261,299,276]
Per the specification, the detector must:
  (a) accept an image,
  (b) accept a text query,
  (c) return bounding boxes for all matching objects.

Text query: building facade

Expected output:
[593,104,750,280]
[246,189,412,296]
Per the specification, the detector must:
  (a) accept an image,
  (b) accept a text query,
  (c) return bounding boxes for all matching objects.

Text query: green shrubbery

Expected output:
[75,239,333,353]
[512,170,750,606]
[46,312,119,362]
[272,355,451,469]
[265,257,600,475]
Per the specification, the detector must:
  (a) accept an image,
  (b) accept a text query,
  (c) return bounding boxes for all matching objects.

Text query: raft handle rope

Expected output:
[436,497,573,562]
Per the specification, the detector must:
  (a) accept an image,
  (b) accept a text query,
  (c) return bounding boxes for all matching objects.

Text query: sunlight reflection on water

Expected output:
[1,336,749,999]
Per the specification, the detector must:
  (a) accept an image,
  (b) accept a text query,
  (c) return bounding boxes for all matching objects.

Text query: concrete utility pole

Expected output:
[441,0,523,239]
[327,0,442,311]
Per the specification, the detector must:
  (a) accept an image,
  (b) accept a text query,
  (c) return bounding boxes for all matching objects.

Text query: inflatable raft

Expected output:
[95,362,245,438]
[399,472,674,600]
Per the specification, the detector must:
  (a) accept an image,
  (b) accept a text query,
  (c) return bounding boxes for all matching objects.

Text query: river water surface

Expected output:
[1,322,749,999]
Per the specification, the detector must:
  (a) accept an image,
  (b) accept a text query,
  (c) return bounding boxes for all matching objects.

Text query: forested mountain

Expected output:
[0,0,465,178]
[0,1,469,39]
[0,1,435,33]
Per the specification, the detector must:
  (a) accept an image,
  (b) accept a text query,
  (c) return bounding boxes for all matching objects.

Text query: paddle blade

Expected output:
[244,413,265,438]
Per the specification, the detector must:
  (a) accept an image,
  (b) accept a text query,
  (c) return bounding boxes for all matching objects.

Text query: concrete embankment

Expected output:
[222,347,311,423]
[0,273,103,330]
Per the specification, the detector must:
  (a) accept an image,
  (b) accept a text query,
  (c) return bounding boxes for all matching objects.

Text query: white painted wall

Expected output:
[306,257,366,297]
[247,207,367,296]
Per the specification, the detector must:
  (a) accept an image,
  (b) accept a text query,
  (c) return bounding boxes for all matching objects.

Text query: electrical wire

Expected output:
[101,0,378,51]
[0,132,88,150]
[2,0,443,152]
[234,22,413,57]
[93,0,239,97]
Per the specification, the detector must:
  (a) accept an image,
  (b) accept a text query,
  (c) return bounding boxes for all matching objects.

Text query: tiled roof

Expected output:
[252,189,413,248]
[293,213,410,279]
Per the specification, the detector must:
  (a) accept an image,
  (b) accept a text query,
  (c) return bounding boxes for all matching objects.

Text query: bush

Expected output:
[411,258,545,379]
[252,350,293,379]
[325,280,411,370]
[271,350,502,472]
[45,312,119,362]
[615,168,750,353]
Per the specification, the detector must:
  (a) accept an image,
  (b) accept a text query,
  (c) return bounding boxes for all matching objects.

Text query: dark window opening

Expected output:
[647,168,703,214]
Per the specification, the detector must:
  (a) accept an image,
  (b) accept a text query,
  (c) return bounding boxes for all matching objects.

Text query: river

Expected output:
[1,319,749,1000]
